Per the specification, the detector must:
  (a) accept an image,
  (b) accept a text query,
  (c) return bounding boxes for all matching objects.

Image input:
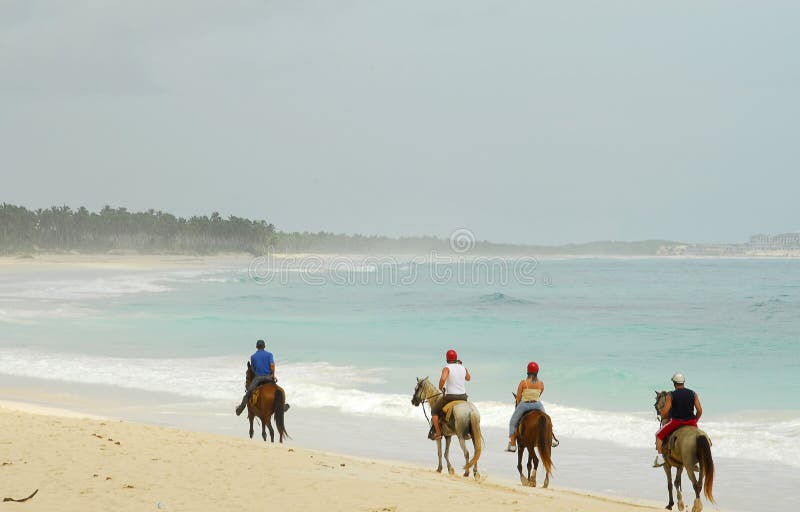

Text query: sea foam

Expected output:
[0,349,797,468]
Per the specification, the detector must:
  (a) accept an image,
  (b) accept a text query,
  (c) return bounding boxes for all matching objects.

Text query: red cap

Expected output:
[527,361,539,374]
[446,349,458,362]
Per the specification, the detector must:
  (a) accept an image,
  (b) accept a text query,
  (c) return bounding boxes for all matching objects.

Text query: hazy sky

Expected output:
[2,1,798,244]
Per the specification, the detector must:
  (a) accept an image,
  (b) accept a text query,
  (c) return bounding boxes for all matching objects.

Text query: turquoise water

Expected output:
[1,257,799,472]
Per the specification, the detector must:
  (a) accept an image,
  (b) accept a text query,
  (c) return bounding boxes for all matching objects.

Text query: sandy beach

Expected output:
[0,400,670,512]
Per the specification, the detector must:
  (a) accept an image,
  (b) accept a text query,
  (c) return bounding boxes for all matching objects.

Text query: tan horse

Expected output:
[245,362,289,442]
[515,410,555,488]
[411,377,482,479]
[654,391,715,512]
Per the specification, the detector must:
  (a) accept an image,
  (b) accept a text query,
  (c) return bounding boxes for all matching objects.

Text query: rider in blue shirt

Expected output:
[235,339,277,416]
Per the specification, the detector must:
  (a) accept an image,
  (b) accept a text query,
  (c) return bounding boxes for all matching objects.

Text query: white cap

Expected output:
[671,372,685,384]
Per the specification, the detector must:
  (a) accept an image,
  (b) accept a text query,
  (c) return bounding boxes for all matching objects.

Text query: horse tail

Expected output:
[537,413,554,476]
[274,386,290,442]
[697,434,714,503]
[464,409,482,470]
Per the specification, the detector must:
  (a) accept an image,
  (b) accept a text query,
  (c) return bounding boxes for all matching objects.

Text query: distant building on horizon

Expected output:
[749,232,800,250]
[665,231,800,256]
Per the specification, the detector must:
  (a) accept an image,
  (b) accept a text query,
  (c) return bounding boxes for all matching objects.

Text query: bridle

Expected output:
[412,379,441,427]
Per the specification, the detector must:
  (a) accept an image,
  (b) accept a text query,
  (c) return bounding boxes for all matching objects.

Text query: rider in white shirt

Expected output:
[431,349,471,440]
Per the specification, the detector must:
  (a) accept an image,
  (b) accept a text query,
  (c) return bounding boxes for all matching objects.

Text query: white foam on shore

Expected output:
[3,275,172,300]
[1,348,798,469]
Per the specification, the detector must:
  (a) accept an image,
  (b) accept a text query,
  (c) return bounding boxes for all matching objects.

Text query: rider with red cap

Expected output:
[506,361,546,452]
[430,349,471,440]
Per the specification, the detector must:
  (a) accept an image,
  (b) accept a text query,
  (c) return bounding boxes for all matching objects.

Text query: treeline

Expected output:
[0,204,275,254]
[273,231,679,256]
[0,203,680,256]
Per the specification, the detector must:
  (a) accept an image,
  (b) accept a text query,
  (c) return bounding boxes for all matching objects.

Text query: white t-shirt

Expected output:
[444,363,467,395]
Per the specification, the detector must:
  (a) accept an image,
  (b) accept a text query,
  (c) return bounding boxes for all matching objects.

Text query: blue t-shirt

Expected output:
[250,349,275,376]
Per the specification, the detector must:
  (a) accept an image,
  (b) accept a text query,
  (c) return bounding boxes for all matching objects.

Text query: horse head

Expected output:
[654,390,669,421]
[411,376,430,406]
[245,361,254,388]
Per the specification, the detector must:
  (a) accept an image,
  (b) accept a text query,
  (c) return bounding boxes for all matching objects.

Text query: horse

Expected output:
[411,377,482,479]
[244,361,290,443]
[514,409,555,488]
[654,391,715,512]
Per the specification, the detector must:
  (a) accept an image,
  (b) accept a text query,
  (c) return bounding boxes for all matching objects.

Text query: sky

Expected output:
[1,1,798,245]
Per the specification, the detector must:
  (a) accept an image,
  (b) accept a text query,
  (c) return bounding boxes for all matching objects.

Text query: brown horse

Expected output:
[654,391,715,512]
[515,410,555,488]
[244,362,289,442]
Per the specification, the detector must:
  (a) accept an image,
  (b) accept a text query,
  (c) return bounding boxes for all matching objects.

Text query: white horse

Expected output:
[411,377,482,478]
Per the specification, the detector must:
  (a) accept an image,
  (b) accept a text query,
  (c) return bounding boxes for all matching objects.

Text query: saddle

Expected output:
[515,409,560,448]
[428,400,472,440]
[249,381,277,405]
[663,425,709,464]
[442,400,467,424]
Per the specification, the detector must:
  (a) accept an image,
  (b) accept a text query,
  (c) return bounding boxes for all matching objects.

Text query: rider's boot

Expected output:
[653,438,665,467]
[432,416,442,440]
[506,435,517,452]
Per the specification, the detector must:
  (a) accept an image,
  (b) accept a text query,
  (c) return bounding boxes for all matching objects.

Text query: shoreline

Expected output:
[1,395,670,512]
[3,377,789,512]
[2,252,800,273]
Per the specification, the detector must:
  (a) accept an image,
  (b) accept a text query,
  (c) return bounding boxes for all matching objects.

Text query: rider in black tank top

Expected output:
[670,388,696,420]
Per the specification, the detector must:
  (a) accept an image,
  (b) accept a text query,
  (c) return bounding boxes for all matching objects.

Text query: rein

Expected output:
[415,382,441,427]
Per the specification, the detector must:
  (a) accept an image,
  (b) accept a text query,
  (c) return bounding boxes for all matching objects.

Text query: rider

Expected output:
[654,372,703,466]
[235,339,277,416]
[430,349,470,440]
[506,361,545,452]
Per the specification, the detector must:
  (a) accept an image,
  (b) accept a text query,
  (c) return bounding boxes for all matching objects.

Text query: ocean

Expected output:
[1,256,798,511]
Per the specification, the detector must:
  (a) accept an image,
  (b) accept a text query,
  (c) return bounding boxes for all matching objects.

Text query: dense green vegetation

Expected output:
[0,204,275,254]
[0,203,680,256]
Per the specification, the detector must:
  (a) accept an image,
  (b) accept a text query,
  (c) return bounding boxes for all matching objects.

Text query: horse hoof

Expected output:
[520,477,528,486]
[448,468,455,476]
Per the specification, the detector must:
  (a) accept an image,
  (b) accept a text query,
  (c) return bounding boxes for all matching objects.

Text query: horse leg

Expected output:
[435,438,443,473]
[530,449,539,487]
[685,464,702,512]
[266,414,275,443]
[675,466,685,512]
[457,436,470,477]
[261,417,267,442]
[663,463,674,510]
[517,445,527,486]
[248,413,255,439]
[444,436,455,475]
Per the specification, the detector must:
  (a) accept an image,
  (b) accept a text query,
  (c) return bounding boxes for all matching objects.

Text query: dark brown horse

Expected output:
[515,410,554,488]
[244,362,289,442]
[655,391,715,512]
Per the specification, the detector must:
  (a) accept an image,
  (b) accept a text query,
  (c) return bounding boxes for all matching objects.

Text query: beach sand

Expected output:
[0,401,670,512]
